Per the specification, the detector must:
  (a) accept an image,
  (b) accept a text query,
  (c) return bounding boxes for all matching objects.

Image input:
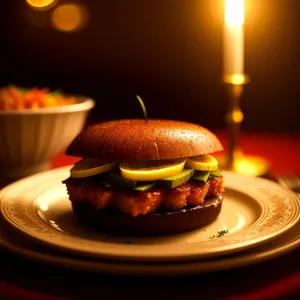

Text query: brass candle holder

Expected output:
[218,74,270,177]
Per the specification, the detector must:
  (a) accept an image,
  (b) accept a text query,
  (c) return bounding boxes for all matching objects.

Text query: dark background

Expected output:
[1,0,300,133]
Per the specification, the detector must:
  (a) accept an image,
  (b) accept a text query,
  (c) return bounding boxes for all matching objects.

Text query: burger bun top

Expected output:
[66,119,223,161]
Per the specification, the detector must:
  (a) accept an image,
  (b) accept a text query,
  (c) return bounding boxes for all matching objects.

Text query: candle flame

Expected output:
[225,0,244,27]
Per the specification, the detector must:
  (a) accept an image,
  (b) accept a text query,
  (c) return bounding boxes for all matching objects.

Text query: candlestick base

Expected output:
[216,150,270,177]
[220,73,270,177]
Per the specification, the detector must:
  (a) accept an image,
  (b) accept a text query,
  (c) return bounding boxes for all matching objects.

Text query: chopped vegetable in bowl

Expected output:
[0,86,77,111]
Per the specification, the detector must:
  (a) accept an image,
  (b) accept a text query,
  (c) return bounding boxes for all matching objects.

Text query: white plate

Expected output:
[0,166,299,262]
[0,220,299,276]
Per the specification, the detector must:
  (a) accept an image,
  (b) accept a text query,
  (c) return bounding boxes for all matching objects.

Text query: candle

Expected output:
[223,0,245,75]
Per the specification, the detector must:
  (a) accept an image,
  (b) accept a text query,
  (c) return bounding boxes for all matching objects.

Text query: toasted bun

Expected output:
[72,196,223,236]
[66,119,223,161]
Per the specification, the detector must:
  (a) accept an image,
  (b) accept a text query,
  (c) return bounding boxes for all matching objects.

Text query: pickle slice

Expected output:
[70,159,119,178]
[209,169,223,177]
[107,172,137,188]
[134,181,157,191]
[158,168,195,189]
[119,159,186,181]
[185,154,218,171]
[192,170,210,182]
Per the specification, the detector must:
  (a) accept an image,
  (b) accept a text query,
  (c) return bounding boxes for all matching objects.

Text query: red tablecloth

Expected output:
[0,131,299,300]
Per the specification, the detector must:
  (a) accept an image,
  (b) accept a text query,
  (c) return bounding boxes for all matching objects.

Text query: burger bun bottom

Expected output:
[72,196,223,236]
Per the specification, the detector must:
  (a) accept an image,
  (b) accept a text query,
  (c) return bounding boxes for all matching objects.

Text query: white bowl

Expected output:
[0,96,95,181]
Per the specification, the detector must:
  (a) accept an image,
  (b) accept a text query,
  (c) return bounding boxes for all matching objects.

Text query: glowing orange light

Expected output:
[223,74,248,85]
[225,0,244,27]
[26,0,57,10]
[51,3,88,32]
[231,74,245,85]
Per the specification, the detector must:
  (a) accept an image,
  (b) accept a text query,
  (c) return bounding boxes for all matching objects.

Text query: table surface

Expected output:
[0,131,299,300]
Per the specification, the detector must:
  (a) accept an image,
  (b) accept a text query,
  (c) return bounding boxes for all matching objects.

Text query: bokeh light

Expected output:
[25,0,58,11]
[51,3,88,32]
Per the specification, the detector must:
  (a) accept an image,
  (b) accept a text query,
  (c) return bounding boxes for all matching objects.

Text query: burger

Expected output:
[63,119,224,235]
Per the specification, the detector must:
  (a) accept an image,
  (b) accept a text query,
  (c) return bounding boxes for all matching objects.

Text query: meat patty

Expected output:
[63,176,224,217]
